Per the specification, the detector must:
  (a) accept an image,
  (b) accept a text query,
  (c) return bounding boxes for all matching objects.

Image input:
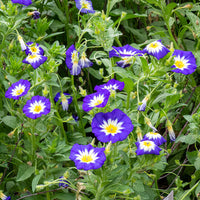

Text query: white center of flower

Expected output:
[80,0,91,9]
[30,46,39,54]
[119,49,137,56]
[89,94,105,107]
[103,84,118,91]
[29,100,46,114]
[174,55,189,69]
[26,54,41,63]
[146,41,163,53]
[100,119,123,136]
[146,132,161,139]
[11,84,25,96]
[76,149,98,163]
[140,140,155,152]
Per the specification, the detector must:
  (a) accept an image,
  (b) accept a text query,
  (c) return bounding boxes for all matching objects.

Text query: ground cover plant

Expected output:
[0,0,200,199]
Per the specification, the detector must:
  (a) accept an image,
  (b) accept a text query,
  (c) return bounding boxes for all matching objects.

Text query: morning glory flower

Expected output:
[0,191,11,200]
[143,132,166,146]
[58,176,69,188]
[17,34,26,51]
[11,0,32,6]
[82,90,110,112]
[75,0,95,14]
[135,140,162,155]
[25,42,44,55]
[5,79,30,100]
[66,44,81,75]
[109,45,144,68]
[54,92,72,111]
[94,79,124,93]
[143,40,170,60]
[171,50,197,75]
[28,11,40,19]
[23,96,51,119]
[69,144,106,170]
[78,52,93,68]
[91,109,134,143]
[23,54,47,69]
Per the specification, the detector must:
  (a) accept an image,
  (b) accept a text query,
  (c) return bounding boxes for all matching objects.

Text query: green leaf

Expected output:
[2,116,17,129]
[140,57,150,74]
[88,68,102,80]
[187,151,198,164]
[184,115,194,123]
[108,0,122,13]
[32,170,44,192]
[113,67,138,80]
[121,78,134,93]
[17,165,35,182]
[194,158,200,170]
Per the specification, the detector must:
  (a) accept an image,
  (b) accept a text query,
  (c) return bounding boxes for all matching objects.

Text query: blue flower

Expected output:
[75,0,95,14]
[135,140,162,155]
[23,54,47,69]
[143,40,170,60]
[23,96,51,119]
[91,109,134,143]
[82,90,110,112]
[137,96,149,112]
[109,44,144,68]
[171,50,197,75]
[54,92,72,111]
[78,52,93,68]
[65,44,81,75]
[94,79,124,93]
[25,42,44,55]
[18,35,26,51]
[28,11,40,19]
[0,191,11,200]
[69,144,106,170]
[143,132,166,146]
[11,0,32,6]
[5,79,30,100]
[59,176,69,188]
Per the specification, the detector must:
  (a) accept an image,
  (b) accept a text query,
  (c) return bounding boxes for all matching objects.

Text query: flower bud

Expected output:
[105,141,112,155]
[121,11,127,19]
[183,4,193,9]
[99,68,104,76]
[146,26,152,31]
[166,120,175,141]
[79,86,87,96]
[145,117,158,132]
[42,85,49,96]
[64,170,70,179]
[136,126,143,141]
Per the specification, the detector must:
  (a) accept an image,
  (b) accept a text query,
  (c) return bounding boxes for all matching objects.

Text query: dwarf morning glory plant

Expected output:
[23,96,51,119]
[82,90,110,112]
[171,50,197,75]
[143,40,170,60]
[5,79,30,100]
[54,92,72,111]
[75,0,95,14]
[91,109,134,143]
[11,0,32,6]
[69,144,106,170]
[94,79,124,93]
[135,140,162,155]
[23,54,47,69]
[25,42,44,55]
[109,44,144,68]
[143,132,166,146]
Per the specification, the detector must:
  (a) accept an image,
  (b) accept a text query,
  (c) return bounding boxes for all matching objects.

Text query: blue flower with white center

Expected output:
[143,40,170,60]
[23,54,47,69]
[82,90,110,112]
[75,0,95,14]
[5,79,30,100]
[65,44,81,75]
[143,132,166,146]
[78,52,93,68]
[171,50,197,75]
[54,92,72,111]
[109,44,144,68]
[69,144,106,170]
[91,109,134,143]
[11,0,32,6]
[23,96,51,119]
[135,140,162,155]
[94,79,124,93]
[0,191,11,200]
[25,42,44,55]
[18,35,26,51]
[58,176,69,188]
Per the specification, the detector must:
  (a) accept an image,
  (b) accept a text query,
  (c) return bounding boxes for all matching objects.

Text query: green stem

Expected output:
[46,186,51,200]
[64,0,70,47]
[49,86,68,144]
[71,75,86,137]
[126,92,130,110]
[106,0,112,18]
[166,23,179,49]
[196,38,200,52]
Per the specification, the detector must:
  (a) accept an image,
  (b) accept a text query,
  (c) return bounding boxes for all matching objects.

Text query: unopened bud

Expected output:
[105,141,112,155]
[64,171,70,179]
[110,89,116,98]
[183,4,193,9]
[196,20,199,25]
[36,185,45,191]
[42,85,49,96]
[166,120,175,142]
[90,138,96,146]
[146,26,152,31]
[79,86,87,96]
[99,68,104,76]
[136,126,143,141]
[121,12,127,19]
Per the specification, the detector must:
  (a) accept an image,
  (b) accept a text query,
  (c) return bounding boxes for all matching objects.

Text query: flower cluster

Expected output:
[65,45,93,75]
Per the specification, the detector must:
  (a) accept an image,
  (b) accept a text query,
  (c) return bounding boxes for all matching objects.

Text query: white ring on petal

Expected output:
[174,55,189,70]
[140,141,156,152]
[11,84,26,96]
[75,149,99,163]
[89,94,105,107]
[28,100,46,114]
[146,41,163,54]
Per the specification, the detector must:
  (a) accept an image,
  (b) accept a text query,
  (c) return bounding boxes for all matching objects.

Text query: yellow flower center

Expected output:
[82,2,89,9]
[34,105,42,113]
[94,100,102,106]
[16,88,24,95]
[149,43,158,48]
[143,141,152,147]
[105,124,118,134]
[29,55,37,59]
[81,155,93,163]
[149,132,158,135]
[30,46,37,53]
[175,60,184,68]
